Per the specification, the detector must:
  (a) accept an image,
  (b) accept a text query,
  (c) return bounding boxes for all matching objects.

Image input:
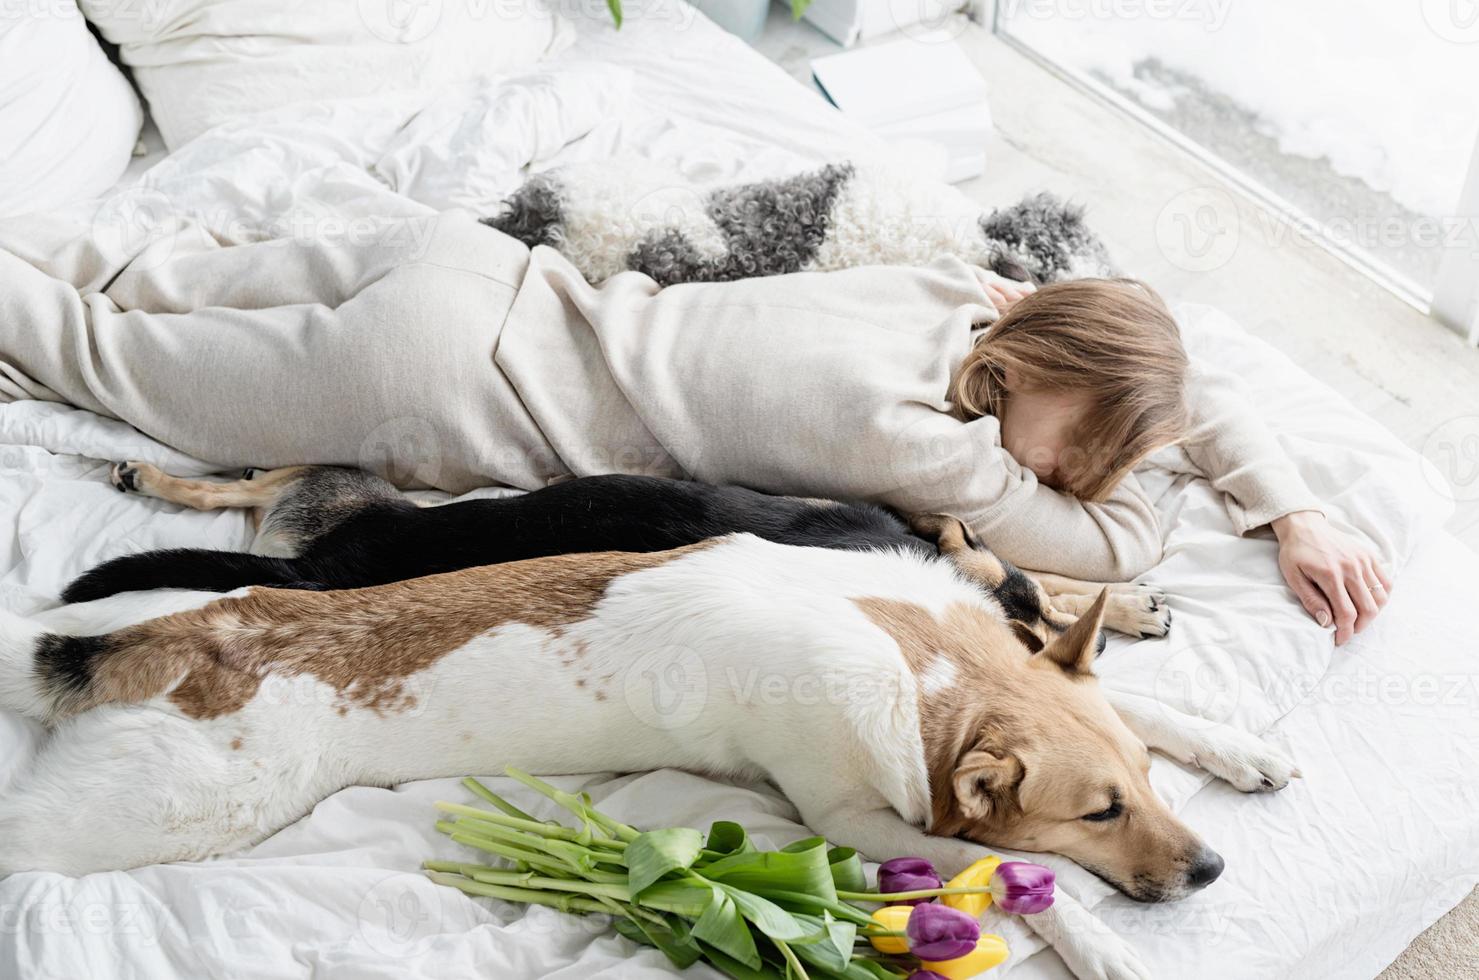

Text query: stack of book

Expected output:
[810,31,992,183]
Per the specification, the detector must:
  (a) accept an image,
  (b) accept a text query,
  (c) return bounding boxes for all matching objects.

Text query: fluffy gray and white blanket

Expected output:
[484,159,1113,286]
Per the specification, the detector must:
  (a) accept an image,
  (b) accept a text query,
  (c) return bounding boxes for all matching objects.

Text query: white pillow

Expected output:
[78,0,574,151]
[0,2,143,217]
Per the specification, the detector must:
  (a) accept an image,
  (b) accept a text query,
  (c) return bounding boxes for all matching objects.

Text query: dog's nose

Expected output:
[1187,849,1225,889]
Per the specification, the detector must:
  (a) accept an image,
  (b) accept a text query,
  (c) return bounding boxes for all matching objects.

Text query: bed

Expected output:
[2,4,1476,978]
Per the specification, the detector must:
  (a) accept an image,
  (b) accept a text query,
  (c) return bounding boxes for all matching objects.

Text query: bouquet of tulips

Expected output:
[425,768,1055,980]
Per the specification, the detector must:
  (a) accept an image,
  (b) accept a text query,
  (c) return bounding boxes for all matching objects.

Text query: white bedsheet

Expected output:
[2,4,1476,978]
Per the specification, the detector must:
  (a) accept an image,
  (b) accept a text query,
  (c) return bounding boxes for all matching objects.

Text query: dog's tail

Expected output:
[0,610,157,721]
[61,549,302,604]
[0,608,54,719]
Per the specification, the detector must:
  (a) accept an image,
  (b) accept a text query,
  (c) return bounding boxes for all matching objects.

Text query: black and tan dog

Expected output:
[64,463,1170,647]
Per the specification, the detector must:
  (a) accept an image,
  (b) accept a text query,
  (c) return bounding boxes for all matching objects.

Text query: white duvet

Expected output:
[2,4,1476,978]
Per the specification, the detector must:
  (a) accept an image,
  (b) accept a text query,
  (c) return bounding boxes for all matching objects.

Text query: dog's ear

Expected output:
[1036,588,1108,675]
[908,513,981,553]
[1008,620,1046,653]
[952,748,1024,821]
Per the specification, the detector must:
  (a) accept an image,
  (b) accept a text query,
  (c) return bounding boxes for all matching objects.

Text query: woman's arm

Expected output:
[1180,360,1391,643]
[1270,510,1392,644]
[1179,361,1324,531]
[959,461,1165,582]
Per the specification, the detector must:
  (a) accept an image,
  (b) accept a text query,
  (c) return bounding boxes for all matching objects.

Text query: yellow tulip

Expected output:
[941,856,1002,919]
[922,933,1011,978]
[867,905,914,953]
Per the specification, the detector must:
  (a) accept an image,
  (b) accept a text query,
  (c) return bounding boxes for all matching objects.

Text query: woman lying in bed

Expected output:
[0,211,1387,641]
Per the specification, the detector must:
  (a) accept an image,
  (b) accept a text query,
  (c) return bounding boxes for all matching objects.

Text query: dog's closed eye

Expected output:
[1081,795,1123,823]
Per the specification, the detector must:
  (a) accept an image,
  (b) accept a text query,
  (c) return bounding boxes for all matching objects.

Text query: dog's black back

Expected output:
[62,474,930,603]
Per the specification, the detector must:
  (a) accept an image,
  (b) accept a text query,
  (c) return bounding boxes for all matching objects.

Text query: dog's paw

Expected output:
[1054,922,1152,980]
[1106,586,1171,638]
[1028,893,1152,980]
[110,461,143,493]
[1189,727,1300,793]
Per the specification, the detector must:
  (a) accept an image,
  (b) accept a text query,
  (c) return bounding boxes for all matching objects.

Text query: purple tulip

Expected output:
[877,857,943,906]
[908,973,951,980]
[989,861,1056,915]
[906,902,981,960]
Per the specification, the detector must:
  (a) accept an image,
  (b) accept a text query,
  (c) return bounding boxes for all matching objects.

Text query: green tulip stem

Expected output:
[438,815,628,876]
[425,872,617,916]
[460,777,627,850]
[742,889,873,926]
[438,826,581,879]
[774,938,810,980]
[505,767,641,843]
[461,777,540,823]
[435,802,595,840]
[424,859,498,876]
[462,869,633,901]
[835,886,996,902]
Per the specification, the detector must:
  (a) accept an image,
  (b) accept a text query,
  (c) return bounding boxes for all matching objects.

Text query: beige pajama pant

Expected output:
[0,213,562,493]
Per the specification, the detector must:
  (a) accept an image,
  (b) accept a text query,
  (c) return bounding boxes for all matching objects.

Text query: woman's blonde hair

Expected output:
[950,277,1190,502]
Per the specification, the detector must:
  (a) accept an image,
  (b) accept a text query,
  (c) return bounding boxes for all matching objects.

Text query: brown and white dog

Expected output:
[1,533,1295,980]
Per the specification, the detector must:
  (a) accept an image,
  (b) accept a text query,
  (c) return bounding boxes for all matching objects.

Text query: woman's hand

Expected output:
[983,274,1035,316]
[1271,510,1393,644]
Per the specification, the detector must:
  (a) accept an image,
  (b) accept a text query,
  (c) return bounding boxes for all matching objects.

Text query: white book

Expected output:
[810,32,989,128]
[802,0,965,46]
[874,100,992,152]
[939,150,986,183]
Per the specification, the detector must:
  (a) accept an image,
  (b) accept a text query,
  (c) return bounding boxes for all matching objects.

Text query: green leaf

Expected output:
[823,912,855,960]
[788,936,850,975]
[636,879,716,917]
[619,912,704,969]
[810,960,895,980]
[703,840,838,902]
[851,958,908,980]
[722,884,826,945]
[626,828,704,897]
[707,821,756,856]
[789,910,856,967]
[746,890,873,927]
[701,941,789,980]
[667,913,694,944]
[607,0,623,28]
[825,848,867,893]
[613,916,652,948]
[781,837,828,854]
[693,885,763,968]
[789,0,812,19]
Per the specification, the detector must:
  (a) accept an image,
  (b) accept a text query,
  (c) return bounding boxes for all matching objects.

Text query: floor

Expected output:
[755,9,1479,978]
